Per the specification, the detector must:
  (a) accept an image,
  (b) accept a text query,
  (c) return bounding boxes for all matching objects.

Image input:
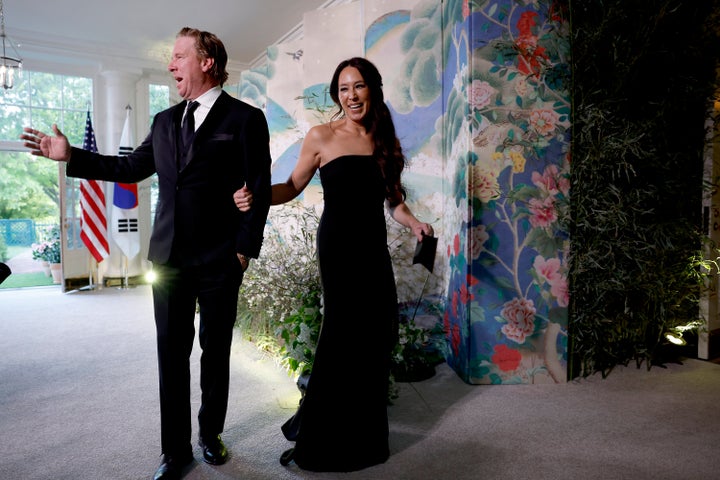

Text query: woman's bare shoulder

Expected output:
[303,123,339,154]
[306,122,335,140]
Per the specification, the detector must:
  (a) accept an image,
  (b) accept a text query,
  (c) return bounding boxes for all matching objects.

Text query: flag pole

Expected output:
[87,256,95,289]
[120,254,128,289]
[112,104,140,288]
[74,256,99,292]
[78,109,110,282]
[118,254,135,290]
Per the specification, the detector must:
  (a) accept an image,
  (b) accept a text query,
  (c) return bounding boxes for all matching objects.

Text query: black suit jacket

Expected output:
[67,91,272,266]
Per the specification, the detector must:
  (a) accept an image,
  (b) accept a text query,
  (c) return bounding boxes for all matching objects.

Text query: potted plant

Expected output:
[32,226,61,282]
[44,239,61,264]
[391,315,445,383]
[31,241,52,276]
[46,239,61,284]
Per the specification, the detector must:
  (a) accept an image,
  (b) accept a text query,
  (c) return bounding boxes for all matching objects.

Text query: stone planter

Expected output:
[49,263,62,284]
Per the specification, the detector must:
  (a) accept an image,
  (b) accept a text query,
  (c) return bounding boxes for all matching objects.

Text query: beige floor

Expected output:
[2,285,720,480]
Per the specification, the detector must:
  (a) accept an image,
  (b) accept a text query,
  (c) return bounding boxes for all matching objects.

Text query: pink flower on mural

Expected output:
[453,233,461,256]
[462,0,470,19]
[470,224,489,259]
[529,108,560,137]
[534,255,561,283]
[528,196,557,228]
[532,164,570,197]
[551,277,569,307]
[532,164,561,195]
[501,297,537,344]
[469,80,496,110]
[491,344,522,372]
[534,256,569,307]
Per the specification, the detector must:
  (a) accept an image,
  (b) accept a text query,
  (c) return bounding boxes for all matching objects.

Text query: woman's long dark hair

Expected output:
[329,57,407,207]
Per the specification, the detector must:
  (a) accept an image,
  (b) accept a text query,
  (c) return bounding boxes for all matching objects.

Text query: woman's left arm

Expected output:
[388,201,434,241]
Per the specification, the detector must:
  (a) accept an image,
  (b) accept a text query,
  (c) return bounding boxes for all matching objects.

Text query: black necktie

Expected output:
[181,101,199,147]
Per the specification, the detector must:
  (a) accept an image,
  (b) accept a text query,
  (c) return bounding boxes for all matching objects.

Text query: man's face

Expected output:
[167,35,211,100]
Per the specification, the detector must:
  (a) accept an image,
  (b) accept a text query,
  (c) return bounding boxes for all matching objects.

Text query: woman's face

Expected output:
[337,66,371,122]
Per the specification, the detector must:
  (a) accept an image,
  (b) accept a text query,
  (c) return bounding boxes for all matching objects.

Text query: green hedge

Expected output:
[568,0,720,376]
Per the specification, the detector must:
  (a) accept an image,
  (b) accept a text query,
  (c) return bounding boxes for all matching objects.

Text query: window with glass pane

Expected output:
[148,84,170,226]
[0,71,92,144]
[0,71,93,256]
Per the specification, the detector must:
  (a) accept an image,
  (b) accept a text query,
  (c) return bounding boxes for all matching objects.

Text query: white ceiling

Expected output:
[2,0,340,75]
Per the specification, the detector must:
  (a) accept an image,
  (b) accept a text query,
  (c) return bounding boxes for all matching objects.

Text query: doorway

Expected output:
[699,97,720,360]
[0,151,60,289]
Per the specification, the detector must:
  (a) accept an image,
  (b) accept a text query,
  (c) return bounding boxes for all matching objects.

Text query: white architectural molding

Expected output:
[249,0,356,68]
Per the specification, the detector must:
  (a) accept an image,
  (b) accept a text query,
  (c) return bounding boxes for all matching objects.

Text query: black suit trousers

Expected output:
[151,258,243,455]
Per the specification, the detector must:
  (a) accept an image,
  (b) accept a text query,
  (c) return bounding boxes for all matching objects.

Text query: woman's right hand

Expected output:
[233,184,254,212]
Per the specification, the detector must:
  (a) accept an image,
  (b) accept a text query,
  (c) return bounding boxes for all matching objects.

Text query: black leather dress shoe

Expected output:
[280,448,295,466]
[153,453,193,480]
[199,435,228,465]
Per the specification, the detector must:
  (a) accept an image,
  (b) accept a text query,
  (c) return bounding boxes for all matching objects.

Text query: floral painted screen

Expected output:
[235,0,570,386]
[443,0,571,384]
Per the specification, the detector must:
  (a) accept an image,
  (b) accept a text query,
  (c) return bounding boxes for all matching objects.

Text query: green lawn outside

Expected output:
[1,245,56,289]
[0,272,56,289]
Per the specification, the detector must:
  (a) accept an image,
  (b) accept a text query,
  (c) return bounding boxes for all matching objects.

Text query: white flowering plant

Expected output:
[237,201,444,386]
[31,225,61,263]
[237,202,322,375]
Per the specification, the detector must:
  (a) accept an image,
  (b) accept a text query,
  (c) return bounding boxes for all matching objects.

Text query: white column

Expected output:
[97,70,141,155]
[95,69,147,282]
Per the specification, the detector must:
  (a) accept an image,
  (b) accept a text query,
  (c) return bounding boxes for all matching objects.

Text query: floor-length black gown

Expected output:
[281,155,399,472]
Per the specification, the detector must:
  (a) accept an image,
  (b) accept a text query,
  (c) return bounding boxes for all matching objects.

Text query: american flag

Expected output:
[79,111,110,263]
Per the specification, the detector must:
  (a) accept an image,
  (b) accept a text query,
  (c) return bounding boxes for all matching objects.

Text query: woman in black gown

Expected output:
[234,57,434,472]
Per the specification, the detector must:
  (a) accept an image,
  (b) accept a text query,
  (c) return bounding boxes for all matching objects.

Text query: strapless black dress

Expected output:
[281,155,398,472]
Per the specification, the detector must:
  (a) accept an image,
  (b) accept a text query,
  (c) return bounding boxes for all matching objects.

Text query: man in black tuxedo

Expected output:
[21,27,272,480]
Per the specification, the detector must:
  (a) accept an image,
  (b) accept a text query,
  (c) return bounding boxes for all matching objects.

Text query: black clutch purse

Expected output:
[413,234,438,273]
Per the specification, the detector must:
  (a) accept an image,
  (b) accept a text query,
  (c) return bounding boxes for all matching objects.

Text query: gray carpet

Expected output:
[1,285,719,480]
